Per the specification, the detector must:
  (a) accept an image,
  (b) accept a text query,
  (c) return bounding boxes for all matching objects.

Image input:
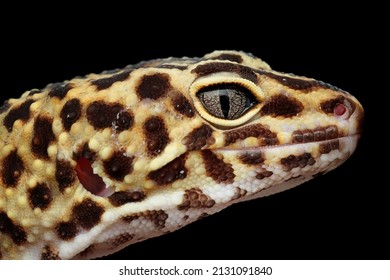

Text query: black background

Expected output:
[1,7,386,260]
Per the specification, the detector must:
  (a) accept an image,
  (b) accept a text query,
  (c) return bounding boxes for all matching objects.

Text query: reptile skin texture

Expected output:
[0,50,364,259]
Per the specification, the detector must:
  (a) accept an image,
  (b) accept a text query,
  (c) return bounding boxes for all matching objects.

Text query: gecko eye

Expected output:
[197,84,258,120]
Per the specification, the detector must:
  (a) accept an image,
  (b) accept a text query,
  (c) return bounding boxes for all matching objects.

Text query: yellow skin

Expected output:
[0,51,364,259]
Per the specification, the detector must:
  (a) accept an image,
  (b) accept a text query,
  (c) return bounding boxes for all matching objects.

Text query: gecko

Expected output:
[0,50,364,259]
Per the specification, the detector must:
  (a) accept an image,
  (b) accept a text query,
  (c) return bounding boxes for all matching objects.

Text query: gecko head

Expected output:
[0,50,361,260]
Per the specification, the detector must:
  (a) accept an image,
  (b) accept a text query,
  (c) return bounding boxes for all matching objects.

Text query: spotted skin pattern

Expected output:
[0,51,364,259]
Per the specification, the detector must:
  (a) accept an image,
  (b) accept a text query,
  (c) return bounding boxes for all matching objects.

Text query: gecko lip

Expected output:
[216,134,361,152]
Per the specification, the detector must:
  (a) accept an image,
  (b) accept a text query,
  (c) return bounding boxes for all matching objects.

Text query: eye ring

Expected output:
[189,76,264,128]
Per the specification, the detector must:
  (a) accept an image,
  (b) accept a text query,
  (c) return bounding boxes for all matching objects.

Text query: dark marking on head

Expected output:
[293,126,339,144]
[143,116,170,156]
[1,150,25,187]
[56,221,79,240]
[123,210,168,228]
[238,151,264,165]
[231,187,247,200]
[74,143,96,161]
[28,89,42,96]
[201,150,235,184]
[260,94,303,117]
[86,101,133,131]
[158,64,188,70]
[281,153,315,171]
[148,154,187,185]
[210,53,243,63]
[41,245,61,260]
[0,100,10,114]
[182,124,214,150]
[103,152,134,181]
[28,183,52,210]
[110,233,134,249]
[48,83,73,99]
[72,198,104,230]
[192,62,258,83]
[108,190,146,207]
[319,139,340,154]
[224,124,278,146]
[56,160,76,193]
[0,211,27,245]
[31,116,55,159]
[136,73,171,100]
[255,170,273,180]
[172,94,195,118]
[60,99,82,131]
[178,188,215,211]
[91,70,131,90]
[3,99,34,132]
[258,69,345,93]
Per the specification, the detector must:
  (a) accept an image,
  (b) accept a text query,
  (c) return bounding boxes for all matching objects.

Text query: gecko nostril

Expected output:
[75,158,113,197]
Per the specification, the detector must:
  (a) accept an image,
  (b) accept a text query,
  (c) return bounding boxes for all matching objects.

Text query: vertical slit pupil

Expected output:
[219,92,230,118]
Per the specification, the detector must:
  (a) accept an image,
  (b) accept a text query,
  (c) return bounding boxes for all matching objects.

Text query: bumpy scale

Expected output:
[0,51,364,259]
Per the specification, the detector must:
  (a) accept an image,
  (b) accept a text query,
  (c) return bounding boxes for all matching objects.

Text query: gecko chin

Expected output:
[75,158,115,197]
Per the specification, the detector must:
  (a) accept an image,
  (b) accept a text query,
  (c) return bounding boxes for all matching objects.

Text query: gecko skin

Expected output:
[0,51,364,259]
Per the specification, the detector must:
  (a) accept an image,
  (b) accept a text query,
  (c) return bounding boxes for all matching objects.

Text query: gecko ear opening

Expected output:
[75,157,114,197]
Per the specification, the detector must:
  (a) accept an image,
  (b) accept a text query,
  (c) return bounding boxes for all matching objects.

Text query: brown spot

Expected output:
[108,190,146,207]
[136,73,171,100]
[41,245,61,260]
[224,124,278,146]
[48,83,73,99]
[201,150,235,183]
[192,62,257,83]
[210,53,243,63]
[31,116,55,159]
[0,100,10,114]
[158,64,188,70]
[148,154,187,185]
[110,233,134,249]
[172,94,195,118]
[239,151,264,165]
[319,139,340,154]
[91,70,131,90]
[1,150,24,187]
[255,170,273,180]
[182,124,213,150]
[72,198,104,230]
[28,183,52,210]
[56,221,78,240]
[74,143,96,161]
[143,116,170,156]
[103,152,134,181]
[0,211,27,245]
[325,126,339,139]
[123,210,168,228]
[281,153,315,171]
[3,99,34,132]
[231,187,247,200]
[260,94,303,117]
[60,99,82,131]
[56,160,76,193]
[86,101,133,131]
[178,188,215,211]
